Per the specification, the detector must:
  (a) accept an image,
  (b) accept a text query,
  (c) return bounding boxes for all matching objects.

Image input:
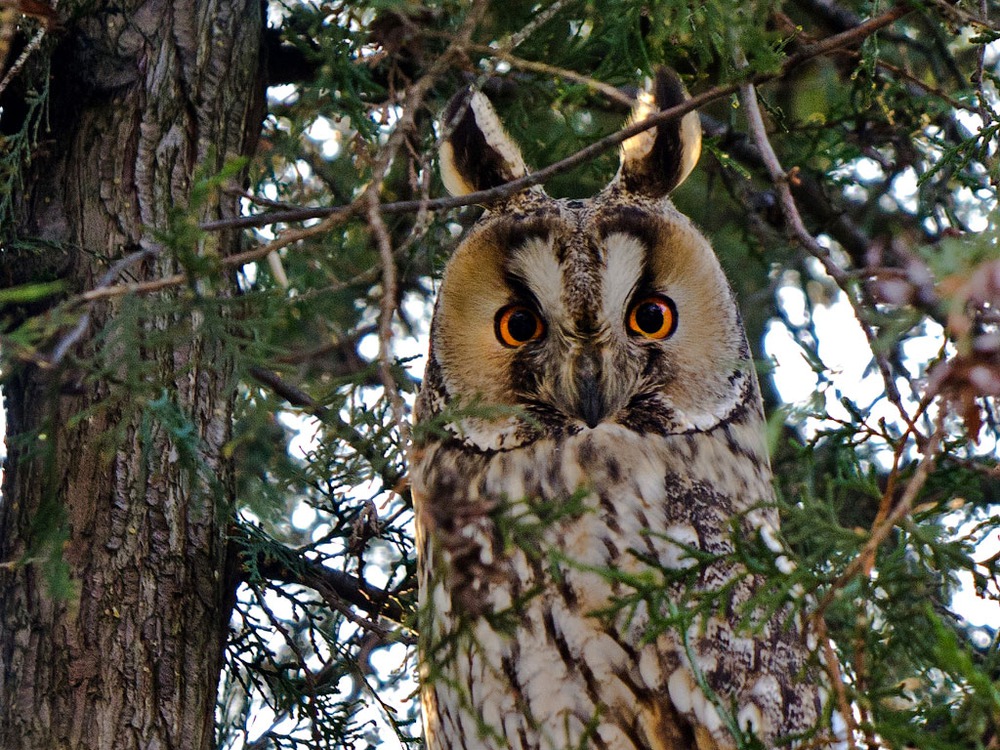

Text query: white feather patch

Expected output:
[508,236,562,315]
[668,667,697,714]
[661,523,700,570]
[603,233,645,321]
[618,81,702,191]
[440,91,528,197]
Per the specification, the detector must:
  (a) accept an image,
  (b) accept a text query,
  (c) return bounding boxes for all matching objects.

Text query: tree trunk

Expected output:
[0,1,263,747]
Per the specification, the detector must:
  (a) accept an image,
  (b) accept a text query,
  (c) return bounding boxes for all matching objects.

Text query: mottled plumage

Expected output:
[411,71,827,750]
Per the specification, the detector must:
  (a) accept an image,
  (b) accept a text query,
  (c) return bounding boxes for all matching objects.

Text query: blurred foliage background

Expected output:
[2,0,1000,748]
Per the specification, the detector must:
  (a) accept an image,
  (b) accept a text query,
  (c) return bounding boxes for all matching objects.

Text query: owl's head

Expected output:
[419,71,757,450]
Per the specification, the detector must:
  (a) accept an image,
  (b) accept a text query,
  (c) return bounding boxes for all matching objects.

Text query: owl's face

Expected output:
[421,72,754,447]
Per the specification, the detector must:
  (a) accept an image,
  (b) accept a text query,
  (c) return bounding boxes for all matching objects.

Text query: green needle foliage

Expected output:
[2,0,999,748]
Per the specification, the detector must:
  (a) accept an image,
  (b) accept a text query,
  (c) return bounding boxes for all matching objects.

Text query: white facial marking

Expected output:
[603,233,646,326]
[508,236,563,317]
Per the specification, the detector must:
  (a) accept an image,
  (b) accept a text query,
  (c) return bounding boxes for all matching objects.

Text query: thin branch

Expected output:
[814,418,946,620]
[247,366,330,418]
[42,3,912,361]
[924,0,999,31]
[45,246,159,366]
[737,69,922,436]
[76,209,354,305]
[200,3,911,234]
[503,0,569,50]
[249,545,410,626]
[355,0,489,441]
[368,194,409,443]
[466,44,634,107]
[873,56,976,114]
[0,18,49,97]
[354,1,491,453]
[804,419,945,749]
[811,614,859,750]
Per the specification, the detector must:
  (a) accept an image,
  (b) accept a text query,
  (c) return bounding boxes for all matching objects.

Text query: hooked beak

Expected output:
[573,348,606,428]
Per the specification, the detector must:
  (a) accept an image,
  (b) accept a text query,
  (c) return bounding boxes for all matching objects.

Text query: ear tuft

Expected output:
[615,68,702,198]
[439,88,529,198]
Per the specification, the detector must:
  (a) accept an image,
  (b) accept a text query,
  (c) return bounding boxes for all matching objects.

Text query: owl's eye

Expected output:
[627,295,677,340]
[495,305,545,347]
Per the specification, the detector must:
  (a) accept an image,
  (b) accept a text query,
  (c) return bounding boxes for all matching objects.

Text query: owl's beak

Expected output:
[573,348,606,428]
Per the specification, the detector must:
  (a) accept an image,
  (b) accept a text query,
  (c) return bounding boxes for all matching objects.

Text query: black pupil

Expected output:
[635,301,664,333]
[507,309,537,341]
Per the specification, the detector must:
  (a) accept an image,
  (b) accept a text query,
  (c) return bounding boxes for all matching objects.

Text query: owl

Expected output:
[410,71,829,750]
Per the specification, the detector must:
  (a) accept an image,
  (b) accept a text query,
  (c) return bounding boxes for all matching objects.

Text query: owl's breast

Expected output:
[413,419,821,750]
[412,413,779,644]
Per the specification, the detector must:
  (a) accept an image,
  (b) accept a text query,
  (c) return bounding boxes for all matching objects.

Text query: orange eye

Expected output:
[495,305,545,347]
[627,295,677,340]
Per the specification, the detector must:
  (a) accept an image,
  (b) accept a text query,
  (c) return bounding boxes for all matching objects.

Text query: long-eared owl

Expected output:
[410,71,828,750]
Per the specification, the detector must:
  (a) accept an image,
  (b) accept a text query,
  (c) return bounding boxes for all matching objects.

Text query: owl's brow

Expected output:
[487,215,554,254]
[595,207,663,250]
[502,273,544,311]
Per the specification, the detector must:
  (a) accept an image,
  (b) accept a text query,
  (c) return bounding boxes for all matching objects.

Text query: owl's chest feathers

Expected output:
[414,415,776,621]
[414,419,786,749]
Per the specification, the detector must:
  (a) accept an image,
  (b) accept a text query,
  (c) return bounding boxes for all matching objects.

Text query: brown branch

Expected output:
[803,419,944,748]
[77,209,354,305]
[42,3,912,358]
[0,23,47,97]
[368,195,409,440]
[248,545,410,626]
[247,365,330,418]
[466,44,634,107]
[738,65,923,437]
[811,614,859,750]
[200,3,911,234]
[924,0,999,31]
[354,0,483,448]
[816,419,946,621]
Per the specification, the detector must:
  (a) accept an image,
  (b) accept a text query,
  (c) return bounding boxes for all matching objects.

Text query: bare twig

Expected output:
[201,3,911,234]
[44,3,912,362]
[247,366,330,418]
[737,67,921,436]
[77,209,353,304]
[0,5,51,98]
[811,614,859,750]
[249,542,410,625]
[368,193,409,445]
[924,0,999,31]
[466,44,634,107]
[45,246,158,366]
[815,418,946,621]
[805,419,945,749]
[355,1,491,448]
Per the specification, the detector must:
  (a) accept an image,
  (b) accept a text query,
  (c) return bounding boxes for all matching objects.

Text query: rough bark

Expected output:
[0,1,264,748]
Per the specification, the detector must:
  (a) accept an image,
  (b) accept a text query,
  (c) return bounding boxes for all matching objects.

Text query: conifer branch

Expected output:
[36,1,912,335]
[200,3,911,234]
[737,70,923,438]
[246,543,411,626]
